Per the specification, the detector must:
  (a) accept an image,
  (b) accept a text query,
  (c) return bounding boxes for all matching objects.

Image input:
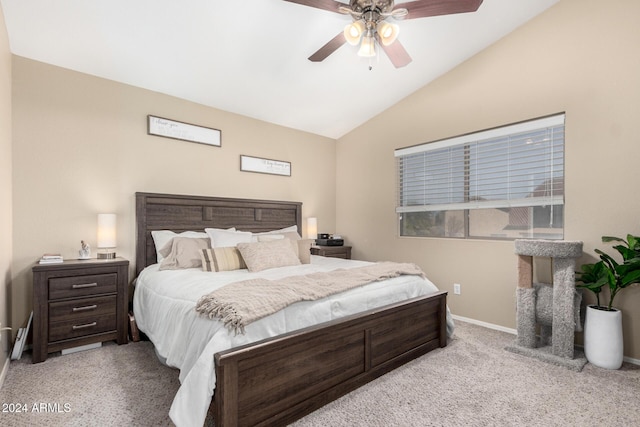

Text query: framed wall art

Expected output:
[240,155,291,177]
[148,115,221,147]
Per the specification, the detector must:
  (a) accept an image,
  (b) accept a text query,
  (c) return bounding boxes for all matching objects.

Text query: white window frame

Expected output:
[395,113,565,239]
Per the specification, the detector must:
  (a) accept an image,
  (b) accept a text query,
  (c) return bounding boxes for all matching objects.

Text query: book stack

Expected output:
[39,253,64,264]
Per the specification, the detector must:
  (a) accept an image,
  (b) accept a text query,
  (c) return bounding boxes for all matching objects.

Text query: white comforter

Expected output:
[133,255,454,427]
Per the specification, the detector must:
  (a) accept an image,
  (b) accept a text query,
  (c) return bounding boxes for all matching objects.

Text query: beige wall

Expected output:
[7,0,640,362]
[0,6,12,377]
[11,57,337,331]
[337,0,640,360]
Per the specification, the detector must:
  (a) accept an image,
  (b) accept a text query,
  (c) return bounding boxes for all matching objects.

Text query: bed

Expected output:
[133,192,452,427]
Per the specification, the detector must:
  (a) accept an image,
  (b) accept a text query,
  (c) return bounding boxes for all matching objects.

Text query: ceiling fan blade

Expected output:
[308,32,347,62]
[401,0,484,20]
[282,0,346,14]
[377,37,412,68]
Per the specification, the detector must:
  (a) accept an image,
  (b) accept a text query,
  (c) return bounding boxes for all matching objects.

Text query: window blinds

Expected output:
[395,113,565,213]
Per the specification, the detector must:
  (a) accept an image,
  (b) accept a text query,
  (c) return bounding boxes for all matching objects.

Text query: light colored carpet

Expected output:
[294,322,640,427]
[0,339,179,426]
[1,321,638,426]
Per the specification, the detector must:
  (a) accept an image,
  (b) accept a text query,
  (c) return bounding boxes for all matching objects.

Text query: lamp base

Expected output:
[97,251,116,260]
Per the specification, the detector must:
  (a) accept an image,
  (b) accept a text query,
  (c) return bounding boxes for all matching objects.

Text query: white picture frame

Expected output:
[148,115,221,147]
[240,155,291,177]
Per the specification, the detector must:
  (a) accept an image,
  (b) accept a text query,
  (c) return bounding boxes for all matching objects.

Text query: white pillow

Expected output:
[268,225,299,234]
[206,228,253,248]
[256,234,286,242]
[251,225,301,242]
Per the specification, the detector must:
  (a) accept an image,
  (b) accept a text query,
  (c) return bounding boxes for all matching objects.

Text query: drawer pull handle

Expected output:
[72,322,97,330]
[72,282,98,289]
[72,304,98,312]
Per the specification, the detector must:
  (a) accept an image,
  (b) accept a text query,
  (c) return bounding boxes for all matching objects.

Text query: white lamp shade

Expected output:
[377,21,399,46]
[344,20,365,45]
[307,217,318,240]
[97,214,117,248]
[357,34,376,57]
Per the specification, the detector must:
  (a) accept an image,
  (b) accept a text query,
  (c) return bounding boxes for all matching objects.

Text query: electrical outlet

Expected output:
[453,283,461,295]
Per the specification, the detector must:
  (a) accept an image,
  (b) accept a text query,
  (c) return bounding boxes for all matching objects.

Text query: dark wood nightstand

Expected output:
[311,245,352,259]
[32,257,129,363]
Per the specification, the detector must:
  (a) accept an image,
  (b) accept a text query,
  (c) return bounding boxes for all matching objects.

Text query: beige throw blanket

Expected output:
[195,262,426,334]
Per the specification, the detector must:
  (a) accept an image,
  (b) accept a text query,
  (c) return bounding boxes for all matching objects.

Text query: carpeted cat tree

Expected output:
[505,239,587,371]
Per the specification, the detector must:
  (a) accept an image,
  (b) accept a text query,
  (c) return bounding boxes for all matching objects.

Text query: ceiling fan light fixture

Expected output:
[376,21,399,46]
[344,20,365,46]
[287,0,485,68]
[357,32,376,57]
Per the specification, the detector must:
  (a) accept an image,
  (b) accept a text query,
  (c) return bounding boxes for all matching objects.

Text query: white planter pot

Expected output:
[584,305,623,369]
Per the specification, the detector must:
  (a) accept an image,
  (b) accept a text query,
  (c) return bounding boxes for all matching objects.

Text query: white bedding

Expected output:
[133,255,454,427]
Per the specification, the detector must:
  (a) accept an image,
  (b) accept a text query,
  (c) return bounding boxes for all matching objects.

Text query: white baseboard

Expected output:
[0,355,9,390]
[451,314,517,335]
[451,314,640,366]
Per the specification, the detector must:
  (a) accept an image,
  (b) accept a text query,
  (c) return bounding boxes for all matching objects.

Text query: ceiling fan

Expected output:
[283,0,484,68]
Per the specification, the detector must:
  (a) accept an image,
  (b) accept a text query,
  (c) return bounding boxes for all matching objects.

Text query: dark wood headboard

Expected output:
[135,192,302,276]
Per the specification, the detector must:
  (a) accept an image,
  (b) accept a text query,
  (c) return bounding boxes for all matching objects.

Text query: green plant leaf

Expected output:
[606,269,617,291]
[616,258,640,275]
[602,236,626,244]
[576,261,608,294]
[597,250,619,269]
[620,269,640,287]
[578,233,640,307]
[613,244,635,261]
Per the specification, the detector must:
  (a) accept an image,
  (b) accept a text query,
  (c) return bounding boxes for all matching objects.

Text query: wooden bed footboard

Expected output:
[213,291,448,427]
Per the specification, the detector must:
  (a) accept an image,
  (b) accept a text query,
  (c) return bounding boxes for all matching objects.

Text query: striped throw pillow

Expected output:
[201,247,247,272]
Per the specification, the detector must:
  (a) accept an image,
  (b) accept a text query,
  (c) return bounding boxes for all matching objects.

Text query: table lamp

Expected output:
[97,213,117,259]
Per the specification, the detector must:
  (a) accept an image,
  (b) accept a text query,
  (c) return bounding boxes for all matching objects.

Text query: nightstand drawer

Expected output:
[49,313,117,342]
[326,252,349,259]
[49,295,116,323]
[49,273,117,299]
[311,246,352,259]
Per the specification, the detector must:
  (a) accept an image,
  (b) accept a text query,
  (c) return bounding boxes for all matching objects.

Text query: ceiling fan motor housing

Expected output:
[349,0,395,23]
[350,0,395,15]
[348,0,396,40]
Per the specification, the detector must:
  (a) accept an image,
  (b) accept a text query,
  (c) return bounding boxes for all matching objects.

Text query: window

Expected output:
[395,113,565,239]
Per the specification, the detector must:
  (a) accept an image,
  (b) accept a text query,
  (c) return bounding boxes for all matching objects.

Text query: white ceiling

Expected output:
[1,0,558,139]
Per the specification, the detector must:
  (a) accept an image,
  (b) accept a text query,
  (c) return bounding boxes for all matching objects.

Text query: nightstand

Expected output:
[32,257,129,363]
[311,245,352,259]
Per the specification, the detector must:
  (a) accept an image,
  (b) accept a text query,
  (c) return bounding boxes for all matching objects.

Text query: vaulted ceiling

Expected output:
[1,0,559,138]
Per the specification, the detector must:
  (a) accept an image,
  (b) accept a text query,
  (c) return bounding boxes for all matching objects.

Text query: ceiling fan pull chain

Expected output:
[368,44,378,71]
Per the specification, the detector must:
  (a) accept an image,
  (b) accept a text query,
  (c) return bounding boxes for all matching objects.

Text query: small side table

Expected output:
[311,245,352,259]
[32,257,129,363]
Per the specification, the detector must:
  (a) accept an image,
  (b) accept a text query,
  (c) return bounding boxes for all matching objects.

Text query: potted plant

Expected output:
[576,234,640,369]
